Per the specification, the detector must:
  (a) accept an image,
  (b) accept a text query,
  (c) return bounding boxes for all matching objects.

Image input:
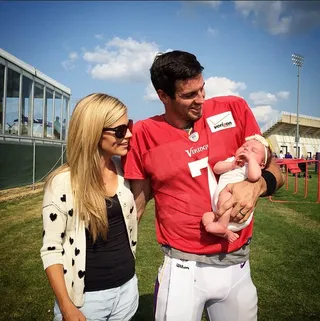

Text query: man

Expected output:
[123,50,284,321]
[54,116,61,139]
[278,150,285,172]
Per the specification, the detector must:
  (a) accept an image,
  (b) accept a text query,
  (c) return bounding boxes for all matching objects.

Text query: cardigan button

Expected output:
[123,202,127,207]
[118,191,122,196]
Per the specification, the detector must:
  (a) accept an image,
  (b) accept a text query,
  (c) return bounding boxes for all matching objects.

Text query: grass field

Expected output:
[0,171,319,321]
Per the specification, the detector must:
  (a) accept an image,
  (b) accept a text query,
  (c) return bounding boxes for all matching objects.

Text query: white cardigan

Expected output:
[40,157,138,307]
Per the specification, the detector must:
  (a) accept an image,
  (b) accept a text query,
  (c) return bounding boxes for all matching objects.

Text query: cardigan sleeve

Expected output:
[40,173,69,270]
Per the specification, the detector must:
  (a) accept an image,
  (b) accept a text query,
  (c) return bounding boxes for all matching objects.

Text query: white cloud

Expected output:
[205,77,246,98]
[249,91,277,105]
[61,61,73,70]
[94,34,104,40]
[83,37,161,82]
[249,90,290,105]
[234,1,320,35]
[69,52,78,60]
[144,82,158,101]
[251,105,281,123]
[83,47,111,64]
[207,26,219,36]
[276,91,290,100]
[248,90,289,124]
[234,1,290,35]
[61,51,79,70]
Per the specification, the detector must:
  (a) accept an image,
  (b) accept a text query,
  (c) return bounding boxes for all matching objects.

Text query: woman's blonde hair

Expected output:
[46,93,127,242]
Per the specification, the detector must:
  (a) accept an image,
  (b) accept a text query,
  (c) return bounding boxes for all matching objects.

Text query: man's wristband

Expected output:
[261,170,277,196]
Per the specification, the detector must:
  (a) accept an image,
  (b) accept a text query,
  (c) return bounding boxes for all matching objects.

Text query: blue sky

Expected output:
[1,1,319,128]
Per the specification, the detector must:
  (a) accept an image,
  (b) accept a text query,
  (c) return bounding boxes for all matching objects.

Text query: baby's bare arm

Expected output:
[213,160,234,175]
[247,158,262,182]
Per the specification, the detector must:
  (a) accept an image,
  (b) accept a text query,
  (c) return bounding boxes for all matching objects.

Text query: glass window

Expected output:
[45,87,53,138]
[5,68,20,135]
[21,76,33,136]
[0,64,4,133]
[33,82,44,137]
[62,96,69,140]
[54,92,62,140]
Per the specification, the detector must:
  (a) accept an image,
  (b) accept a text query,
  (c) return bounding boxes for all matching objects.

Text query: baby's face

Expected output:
[235,140,266,166]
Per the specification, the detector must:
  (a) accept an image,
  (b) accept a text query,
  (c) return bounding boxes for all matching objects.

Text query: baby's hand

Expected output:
[232,158,240,169]
[245,151,256,162]
[235,153,247,167]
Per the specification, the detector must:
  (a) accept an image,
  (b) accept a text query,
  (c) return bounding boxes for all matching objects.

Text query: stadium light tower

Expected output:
[292,53,304,158]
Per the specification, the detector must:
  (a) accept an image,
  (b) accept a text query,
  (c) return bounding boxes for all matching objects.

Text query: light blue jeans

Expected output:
[53,274,139,321]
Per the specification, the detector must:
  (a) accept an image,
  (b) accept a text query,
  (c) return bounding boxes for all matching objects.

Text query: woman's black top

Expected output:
[84,194,135,292]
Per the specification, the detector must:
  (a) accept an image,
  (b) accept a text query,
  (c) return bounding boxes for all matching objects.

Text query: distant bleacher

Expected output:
[261,112,320,159]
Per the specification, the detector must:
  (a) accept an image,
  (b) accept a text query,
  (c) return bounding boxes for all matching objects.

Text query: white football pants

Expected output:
[154,255,257,321]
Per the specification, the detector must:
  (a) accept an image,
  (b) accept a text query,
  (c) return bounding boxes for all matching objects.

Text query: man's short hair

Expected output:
[150,50,204,99]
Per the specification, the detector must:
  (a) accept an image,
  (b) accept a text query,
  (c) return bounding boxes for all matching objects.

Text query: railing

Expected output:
[269,159,320,203]
[0,134,66,145]
[282,111,320,121]
[261,111,320,135]
[261,115,282,134]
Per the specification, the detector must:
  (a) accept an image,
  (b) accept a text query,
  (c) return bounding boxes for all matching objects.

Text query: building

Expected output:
[261,111,320,159]
[0,48,71,189]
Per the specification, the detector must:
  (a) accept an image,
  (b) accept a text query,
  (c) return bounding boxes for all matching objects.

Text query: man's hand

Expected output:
[217,178,266,224]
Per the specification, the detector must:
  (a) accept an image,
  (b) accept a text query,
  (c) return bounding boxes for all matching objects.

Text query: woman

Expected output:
[40,93,138,321]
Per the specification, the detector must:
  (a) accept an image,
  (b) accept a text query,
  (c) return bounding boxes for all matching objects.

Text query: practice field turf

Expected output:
[0,172,319,321]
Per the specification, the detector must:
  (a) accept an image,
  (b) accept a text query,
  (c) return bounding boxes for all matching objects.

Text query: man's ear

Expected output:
[260,162,266,169]
[157,89,170,105]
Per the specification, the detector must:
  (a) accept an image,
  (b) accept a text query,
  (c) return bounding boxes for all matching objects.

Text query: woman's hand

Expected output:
[45,265,85,321]
[61,302,86,321]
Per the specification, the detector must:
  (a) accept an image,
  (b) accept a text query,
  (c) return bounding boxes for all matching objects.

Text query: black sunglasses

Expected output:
[102,119,133,139]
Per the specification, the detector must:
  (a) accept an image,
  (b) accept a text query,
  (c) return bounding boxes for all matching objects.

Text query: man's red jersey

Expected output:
[123,96,261,255]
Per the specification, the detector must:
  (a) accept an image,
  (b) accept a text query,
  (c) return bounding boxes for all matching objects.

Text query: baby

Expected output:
[202,134,272,243]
